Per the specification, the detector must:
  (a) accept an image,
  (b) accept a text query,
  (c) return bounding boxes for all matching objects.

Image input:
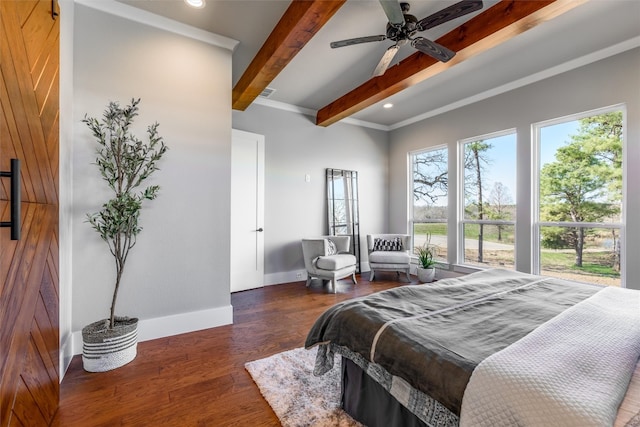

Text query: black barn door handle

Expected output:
[1,159,21,240]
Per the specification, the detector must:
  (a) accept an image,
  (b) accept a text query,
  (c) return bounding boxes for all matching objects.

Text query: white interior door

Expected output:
[231,129,265,292]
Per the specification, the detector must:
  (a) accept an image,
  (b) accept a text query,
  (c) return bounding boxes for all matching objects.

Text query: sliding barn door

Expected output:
[0,1,60,425]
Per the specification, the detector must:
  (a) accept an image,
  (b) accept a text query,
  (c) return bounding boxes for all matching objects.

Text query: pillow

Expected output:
[373,237,403,252]
[326,239,337,255]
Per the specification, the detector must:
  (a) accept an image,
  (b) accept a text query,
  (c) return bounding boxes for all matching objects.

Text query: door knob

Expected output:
[0,159,20,240]
[256,228,264,232]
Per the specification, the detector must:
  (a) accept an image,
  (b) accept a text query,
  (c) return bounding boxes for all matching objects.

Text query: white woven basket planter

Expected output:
[82,317,138,372]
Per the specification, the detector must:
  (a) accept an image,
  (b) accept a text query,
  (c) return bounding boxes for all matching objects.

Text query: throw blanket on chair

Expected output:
[460,286,640,427]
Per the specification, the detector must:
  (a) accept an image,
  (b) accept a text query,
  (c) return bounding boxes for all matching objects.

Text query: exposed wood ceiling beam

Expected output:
[232,0,346,111]
[316,0,586,127]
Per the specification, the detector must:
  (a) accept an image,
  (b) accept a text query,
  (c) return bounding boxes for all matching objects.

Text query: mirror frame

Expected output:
[326,168,361,272]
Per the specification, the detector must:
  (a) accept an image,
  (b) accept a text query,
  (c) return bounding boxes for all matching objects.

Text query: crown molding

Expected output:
[249,37,638,132]
[75,0,239,51]
[389,36,640,130]
[252,97,391,131]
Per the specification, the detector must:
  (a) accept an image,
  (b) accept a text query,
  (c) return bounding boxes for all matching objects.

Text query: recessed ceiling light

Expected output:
[383,103,393,109]
[184,0,205,8]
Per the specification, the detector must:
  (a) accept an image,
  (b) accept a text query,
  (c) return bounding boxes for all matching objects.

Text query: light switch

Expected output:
[305,174,311,183]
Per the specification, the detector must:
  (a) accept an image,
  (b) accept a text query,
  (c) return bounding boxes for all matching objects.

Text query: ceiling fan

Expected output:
[330,0,483,77]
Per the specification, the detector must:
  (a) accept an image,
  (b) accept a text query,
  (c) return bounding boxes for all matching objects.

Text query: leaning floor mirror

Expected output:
[326,168,361,272]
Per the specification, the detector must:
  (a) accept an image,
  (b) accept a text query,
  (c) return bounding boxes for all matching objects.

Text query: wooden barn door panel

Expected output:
[0,0,60,426]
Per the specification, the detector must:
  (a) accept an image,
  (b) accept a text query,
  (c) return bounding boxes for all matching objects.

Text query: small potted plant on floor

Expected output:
[415,235,436,283]
[81,98,168,372]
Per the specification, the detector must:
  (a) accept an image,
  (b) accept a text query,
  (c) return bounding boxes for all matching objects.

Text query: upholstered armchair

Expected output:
[301,236,357,293]
[367,234,412,282]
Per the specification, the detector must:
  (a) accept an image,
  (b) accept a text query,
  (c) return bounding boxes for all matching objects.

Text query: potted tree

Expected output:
[81,98,168,372]
[415,234,436,283]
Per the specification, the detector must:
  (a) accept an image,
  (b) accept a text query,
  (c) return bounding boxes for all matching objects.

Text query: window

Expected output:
[534,107,624,287]
[459,131,517,269]
[410,146,448,262]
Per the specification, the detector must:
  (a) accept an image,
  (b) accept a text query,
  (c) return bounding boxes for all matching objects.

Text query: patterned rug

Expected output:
[247,347,640,427]
[627,411,640,427]
[245,347,362,427]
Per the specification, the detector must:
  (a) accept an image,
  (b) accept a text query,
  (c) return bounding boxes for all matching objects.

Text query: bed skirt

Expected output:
[342,357,427,427]
[333,345,459,427]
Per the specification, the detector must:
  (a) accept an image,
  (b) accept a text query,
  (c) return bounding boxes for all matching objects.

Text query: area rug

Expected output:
[245,347,363,427]
[627,411,640,427]
[247,347,640,427]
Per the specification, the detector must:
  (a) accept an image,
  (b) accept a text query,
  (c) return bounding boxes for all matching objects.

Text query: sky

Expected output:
[471,133,517,202]
[468,120,581,203]
[416,119,581,207]
[539,120,581,165]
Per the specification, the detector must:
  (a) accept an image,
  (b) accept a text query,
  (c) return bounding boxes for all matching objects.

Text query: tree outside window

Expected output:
[537,110,623,286]
[461,132,517,269]
[411,147,448,261]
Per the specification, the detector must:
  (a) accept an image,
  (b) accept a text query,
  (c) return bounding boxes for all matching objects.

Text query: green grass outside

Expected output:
[414,223,446,235]
[463,224,515,243]
[414,224,619,279]
[540,250,620,277]
[414,223,514,244]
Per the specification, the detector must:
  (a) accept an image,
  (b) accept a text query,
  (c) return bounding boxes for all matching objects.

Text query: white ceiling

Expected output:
[121,0,640,128]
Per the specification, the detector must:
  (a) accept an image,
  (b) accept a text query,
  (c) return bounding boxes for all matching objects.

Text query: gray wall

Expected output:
[71,4,234,334]
[64,3,388,363]
[63,2,637,370]
[389,48,640,289]
[233,105,389,282]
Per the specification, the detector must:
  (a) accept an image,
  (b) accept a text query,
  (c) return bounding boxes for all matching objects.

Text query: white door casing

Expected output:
[230,130,265,292]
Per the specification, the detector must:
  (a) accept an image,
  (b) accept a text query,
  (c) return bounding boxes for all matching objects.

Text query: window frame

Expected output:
[457,129,518,269]
[531,104,626,283]
[408,144,449,263]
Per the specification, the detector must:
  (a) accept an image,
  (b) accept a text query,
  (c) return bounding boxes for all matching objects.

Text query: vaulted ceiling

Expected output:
[233,0,590,127]
[231,0,347,112]
[122,0,640,129]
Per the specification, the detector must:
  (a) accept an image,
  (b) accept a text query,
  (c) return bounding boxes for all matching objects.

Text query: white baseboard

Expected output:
[264,264,371,287]
[263,269,307,286]
[71,305,233,355]
[60,333,75,380]
[361,262,370,273]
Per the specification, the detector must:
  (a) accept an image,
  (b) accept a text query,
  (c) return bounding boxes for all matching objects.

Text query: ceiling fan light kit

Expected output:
[331,0,483,76]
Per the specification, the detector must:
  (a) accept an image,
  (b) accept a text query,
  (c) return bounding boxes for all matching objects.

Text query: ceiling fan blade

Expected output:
[412,37,456,62]
[330,35,387,49]
[416,0,483,31]
[379,0,405,26]
[373,44,400,77]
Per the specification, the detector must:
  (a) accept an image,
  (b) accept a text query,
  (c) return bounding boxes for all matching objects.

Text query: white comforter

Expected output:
[460,286,640,427]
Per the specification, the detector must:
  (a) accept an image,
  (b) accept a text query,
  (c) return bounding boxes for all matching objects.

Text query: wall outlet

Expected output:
[296,272,303,279]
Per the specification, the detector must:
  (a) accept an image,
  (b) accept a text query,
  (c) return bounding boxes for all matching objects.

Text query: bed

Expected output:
[305,269,640,427]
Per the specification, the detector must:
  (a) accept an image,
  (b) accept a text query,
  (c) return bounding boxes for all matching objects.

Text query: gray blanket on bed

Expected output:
[305,269,601,415]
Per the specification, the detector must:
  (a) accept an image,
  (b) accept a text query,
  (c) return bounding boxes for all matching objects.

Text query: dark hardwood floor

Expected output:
[53,274,406,426]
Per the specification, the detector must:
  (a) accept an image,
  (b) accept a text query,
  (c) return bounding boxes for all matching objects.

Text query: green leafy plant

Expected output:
[83,98,168,329]
[415,243,435,269]
[415,232,436,269]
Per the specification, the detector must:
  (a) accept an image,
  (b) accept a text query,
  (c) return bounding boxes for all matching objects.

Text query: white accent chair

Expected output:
[301,235,357,293]
[367,234,412,282]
